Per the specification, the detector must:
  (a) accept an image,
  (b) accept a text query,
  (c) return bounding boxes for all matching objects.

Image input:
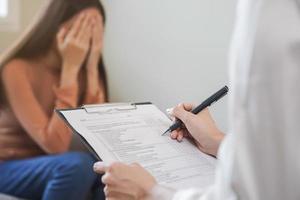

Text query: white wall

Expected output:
[102,0,237,131]
[0,0,42,52]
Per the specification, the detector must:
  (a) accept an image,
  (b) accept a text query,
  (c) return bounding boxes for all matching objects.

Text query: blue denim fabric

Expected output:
[0,152,104,200]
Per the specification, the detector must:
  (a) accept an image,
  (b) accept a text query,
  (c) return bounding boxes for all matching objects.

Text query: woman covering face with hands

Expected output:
[56,10,106,101]
[0,0,107,199]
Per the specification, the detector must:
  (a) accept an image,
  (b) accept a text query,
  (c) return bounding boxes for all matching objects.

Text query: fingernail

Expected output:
[93,162,103,170]
[166,108,173,114]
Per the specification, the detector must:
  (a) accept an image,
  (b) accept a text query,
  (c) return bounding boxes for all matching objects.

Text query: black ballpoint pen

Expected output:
[162,86,229,135]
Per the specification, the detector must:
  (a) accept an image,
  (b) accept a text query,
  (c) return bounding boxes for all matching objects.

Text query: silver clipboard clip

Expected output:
[82,103,137,114]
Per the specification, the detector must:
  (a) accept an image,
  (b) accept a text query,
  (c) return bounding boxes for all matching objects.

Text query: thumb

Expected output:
[56,27,67,46]
[93,161,108,174]
[172,104,195,124]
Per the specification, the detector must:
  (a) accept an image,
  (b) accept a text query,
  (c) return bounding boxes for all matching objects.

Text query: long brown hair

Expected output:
[0,0,108,103]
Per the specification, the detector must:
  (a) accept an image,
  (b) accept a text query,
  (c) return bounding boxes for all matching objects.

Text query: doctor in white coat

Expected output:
[94,0,300,199]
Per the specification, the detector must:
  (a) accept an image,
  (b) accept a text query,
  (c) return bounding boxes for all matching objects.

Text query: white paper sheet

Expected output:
[59,104,216,189]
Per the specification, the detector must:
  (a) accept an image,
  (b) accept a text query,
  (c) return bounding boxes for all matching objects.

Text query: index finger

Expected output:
[182,103,194,111]
[172,104,195,124]
[68,13,86,38]
[169,103,194,117]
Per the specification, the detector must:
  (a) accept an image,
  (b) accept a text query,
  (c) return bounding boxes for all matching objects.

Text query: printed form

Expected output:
[59,104,216,189]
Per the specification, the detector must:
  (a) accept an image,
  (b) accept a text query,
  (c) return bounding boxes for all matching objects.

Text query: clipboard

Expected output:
[56,102,152,160]
[56,101,216,189]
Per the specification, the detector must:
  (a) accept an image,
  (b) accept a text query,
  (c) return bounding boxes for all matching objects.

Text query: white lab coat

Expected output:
[151,0,300,199]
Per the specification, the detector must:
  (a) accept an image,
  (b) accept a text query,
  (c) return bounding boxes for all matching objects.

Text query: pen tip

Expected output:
[162,129,170,136]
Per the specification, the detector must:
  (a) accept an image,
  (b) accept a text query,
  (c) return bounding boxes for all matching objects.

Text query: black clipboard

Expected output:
[55,102,153,160]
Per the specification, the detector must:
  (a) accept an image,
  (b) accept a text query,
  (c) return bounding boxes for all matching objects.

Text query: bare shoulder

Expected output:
[1,58,31,87]
[1,58,30,80]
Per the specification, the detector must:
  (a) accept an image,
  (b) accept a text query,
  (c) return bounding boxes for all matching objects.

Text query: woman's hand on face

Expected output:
[93,162,157,200]
[170,103,224,157]
[56,13,92,73]
[86,15,104,70]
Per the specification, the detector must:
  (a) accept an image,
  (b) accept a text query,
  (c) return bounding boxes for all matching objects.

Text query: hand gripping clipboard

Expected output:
[55,102,153,160]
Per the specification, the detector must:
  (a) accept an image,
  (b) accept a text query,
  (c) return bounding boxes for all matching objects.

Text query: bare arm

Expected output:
[2,61,75,153]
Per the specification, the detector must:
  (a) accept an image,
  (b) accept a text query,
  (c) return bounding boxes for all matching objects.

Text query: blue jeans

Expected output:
[0,152,104,200]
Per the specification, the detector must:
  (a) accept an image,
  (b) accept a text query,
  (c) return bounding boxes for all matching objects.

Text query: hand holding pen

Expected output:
[168,103,224,157]
[164,86,228,157]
